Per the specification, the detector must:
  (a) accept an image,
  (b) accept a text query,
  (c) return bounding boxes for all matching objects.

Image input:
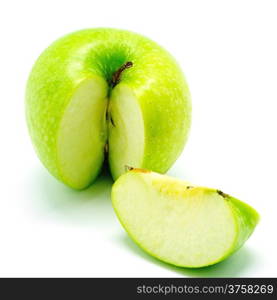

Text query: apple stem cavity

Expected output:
[110,61,133,88]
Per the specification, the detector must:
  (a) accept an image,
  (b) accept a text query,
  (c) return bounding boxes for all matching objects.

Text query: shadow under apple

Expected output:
[25,164,117,228]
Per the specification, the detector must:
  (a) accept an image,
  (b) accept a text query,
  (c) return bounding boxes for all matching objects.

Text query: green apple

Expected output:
[112,169,259,268]
[25,28,191,189]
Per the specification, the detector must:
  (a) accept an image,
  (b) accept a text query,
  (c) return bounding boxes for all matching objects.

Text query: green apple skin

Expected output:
[112,169,260,268]
[26,28,191,189]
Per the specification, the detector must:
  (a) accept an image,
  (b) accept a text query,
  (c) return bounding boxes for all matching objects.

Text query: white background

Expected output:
[0,0,276,277]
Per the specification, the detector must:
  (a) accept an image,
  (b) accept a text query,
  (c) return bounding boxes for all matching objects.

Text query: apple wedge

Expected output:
[112,169,259,268]
[25,28,191,189]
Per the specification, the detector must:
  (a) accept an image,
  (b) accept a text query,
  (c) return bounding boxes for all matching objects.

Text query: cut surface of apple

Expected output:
[26,28,191,189]
[108,84,145,179]
[57,77,108,188]
[112,170,259,268]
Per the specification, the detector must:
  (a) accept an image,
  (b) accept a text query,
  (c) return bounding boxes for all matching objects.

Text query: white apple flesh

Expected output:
[57,77,108,188]
[112,169,260,268]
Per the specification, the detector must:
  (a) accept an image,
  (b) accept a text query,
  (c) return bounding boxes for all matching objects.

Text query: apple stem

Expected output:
[106,62,133,130]
[217,190,229,198]
[110,61,133,87]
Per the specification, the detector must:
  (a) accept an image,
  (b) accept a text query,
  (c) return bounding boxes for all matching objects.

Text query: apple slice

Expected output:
[112,169,259,268]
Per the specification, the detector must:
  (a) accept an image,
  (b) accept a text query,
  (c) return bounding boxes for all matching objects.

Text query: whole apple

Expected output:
[26,28,191,189]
